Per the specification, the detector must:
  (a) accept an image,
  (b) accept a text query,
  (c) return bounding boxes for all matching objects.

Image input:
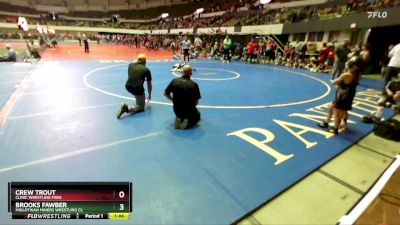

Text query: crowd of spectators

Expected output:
[0,28,380,82]
[0,0,396,75]
[202,36,336,73]
[242,0,399,26]
[1,0,399,31]
[156,0,400,29]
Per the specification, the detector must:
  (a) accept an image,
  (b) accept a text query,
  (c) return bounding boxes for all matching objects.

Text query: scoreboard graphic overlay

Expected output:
[8,182,132,220]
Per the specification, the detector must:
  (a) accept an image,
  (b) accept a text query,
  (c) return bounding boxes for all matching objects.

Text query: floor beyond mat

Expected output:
[355,166,400,225]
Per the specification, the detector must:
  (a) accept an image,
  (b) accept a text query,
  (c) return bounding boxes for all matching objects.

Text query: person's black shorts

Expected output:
[386,67,400,79]
[267,50,275,59]
[183,49,189,57]
[125,83,144,96]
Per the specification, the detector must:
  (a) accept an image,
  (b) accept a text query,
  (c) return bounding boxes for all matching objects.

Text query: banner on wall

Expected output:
[17,17,29,31]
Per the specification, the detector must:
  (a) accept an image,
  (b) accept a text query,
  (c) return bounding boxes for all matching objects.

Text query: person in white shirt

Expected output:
[383,43,400,95]
[194,36,202,52]
[180,36,191,63]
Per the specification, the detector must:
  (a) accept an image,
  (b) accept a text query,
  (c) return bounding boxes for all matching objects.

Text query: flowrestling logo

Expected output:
[367,11,388,18]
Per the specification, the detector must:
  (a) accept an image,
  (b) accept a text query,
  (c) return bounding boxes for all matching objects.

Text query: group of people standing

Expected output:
[116,54,201,130]
[318,39,399,134]
[317,39,369,134]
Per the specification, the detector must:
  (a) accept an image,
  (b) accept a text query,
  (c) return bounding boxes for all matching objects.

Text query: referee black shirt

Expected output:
[165,76,201,115]
[126,62,152,95]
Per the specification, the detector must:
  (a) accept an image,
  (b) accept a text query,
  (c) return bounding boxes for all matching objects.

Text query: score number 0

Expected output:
[119,191,125,211]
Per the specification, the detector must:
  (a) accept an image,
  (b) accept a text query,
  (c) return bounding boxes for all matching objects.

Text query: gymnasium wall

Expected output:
[281,6,400,34]
[1,6,399,46]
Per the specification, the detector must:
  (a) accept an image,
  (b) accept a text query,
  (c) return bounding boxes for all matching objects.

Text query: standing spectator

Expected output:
[383,42,400,95]
[77,32,82,46]
[352,43,371,75]
[181,36,191,63]
[246,39,256,63]
[134,35,139,48]
[194,36,203,52]
[235,41,242,59]
[83,33,89,53]
[318,42,329,70]
[267,40,277,62]
[380,44,392,79]
[242,45,248,61]
[318,60,360,134]
[293,39,302,58]
[256,40,265,63]
[283,43,291,59]
[293,39,301,49]
[51,37,58,48]
[300,43,307,61]
[164,65,201,129]
[223,35,232,63]
[259,41,268,63]
[331,39,351,80]
[116,54,152,119]
[327,45,335,67]
[289,46,296,60]
[319,43,329,63]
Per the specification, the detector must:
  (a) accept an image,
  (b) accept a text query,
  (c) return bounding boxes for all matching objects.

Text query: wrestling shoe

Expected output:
[180,118,189,130]
[317,121,328,128]
[329,127,339,135]
[174,117,182,129]
[116,103,128,119]
[340,120,347,130]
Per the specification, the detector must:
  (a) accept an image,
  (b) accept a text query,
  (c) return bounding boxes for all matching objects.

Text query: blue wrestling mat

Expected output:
[0,63,32,108]
[0,60,393,224]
